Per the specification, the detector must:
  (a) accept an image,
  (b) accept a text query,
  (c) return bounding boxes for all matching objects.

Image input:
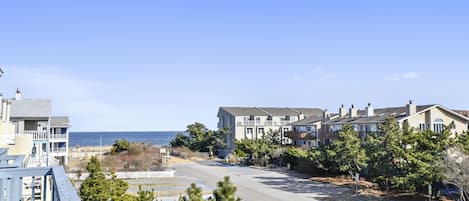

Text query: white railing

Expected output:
[17,131,68,141]
[237,120,292,126]
[50,147,67,154]
[22,130,49,141]
[26,156,59,167]
[50,133,68,140]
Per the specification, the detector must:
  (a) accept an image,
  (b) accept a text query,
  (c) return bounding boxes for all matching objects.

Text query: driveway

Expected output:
[170,160,351,201]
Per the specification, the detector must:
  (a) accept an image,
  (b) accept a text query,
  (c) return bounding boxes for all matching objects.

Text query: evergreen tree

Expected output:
[170,132,190,147]
[79,156,132,201]
[330,125,368,177]
[80,156,110,201]
[136,185,156,201]
[456,131,469,154]
[213,176,241,201]
[186,183,204,201]
[365,117,407,190]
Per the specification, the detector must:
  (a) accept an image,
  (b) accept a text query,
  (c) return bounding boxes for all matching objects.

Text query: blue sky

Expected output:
[0,1,468,131]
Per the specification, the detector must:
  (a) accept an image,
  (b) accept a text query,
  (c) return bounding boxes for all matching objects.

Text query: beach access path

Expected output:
[169,159,355,201]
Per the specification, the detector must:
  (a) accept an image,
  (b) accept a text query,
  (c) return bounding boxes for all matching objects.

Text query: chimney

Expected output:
[406,100,416,116]
[366,103,374,117]
[15,88,22,100]
[339,104,346,118]
[323,109,330,121]
[1,100,6,122]
[349,104,357,118]
[298,112,305,120]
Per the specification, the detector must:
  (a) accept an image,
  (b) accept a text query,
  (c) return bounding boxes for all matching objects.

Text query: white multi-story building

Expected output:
[1,89,71,166]
[217,107,323,155]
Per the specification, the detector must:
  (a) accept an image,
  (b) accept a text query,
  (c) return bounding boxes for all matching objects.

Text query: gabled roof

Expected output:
[288,115,323,126]
[51,116,71,128]
[323,104,438,125]
[323,104,469,125]
[10,99,51,118]
[218,107,323,117]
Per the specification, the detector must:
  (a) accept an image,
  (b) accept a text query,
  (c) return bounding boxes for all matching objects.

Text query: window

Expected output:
[255,117,261,125]
[433,119,444,133]
[246,128,253,139]
[419,123,426,131]
[258,128,264,135]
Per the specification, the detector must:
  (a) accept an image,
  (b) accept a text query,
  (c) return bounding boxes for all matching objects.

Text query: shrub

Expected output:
[128,144,144,155]
[284,147,308,169]
[111,139,130,154]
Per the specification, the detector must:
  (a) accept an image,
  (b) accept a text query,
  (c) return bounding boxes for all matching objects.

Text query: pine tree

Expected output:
[330,125,368,177]
[213,176,241,201]
[136,185,156,201]
[79,156,132,201]
[365,117,407,190]
[80,156,110,201]
[186,183,204,201]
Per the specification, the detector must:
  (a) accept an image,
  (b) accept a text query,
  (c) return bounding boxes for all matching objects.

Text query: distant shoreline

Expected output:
[69,131,179,147]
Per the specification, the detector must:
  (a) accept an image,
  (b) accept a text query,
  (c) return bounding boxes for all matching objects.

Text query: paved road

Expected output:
[171,160,351,201]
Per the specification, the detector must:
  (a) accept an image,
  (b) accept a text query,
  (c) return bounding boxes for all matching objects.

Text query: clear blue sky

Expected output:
[0,1,468,131]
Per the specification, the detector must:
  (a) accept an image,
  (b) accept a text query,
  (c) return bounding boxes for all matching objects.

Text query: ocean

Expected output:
[69,131,180,147]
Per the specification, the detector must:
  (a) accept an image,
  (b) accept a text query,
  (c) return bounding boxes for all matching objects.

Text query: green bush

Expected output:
[284,147,308,169]
[111,139,130,154]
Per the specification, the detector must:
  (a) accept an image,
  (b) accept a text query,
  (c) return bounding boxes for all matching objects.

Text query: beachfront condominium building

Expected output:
[1,89,71,166]
[217,107,323,155]
[284,115,323,148]
[320,101,469,144]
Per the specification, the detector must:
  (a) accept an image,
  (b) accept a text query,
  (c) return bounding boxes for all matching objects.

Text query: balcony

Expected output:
[0,166,80,201]
[284,131,318,140]
[0,151,79,201]
[237,120,292,126]
[16,131,68,141]
[50,147,67,155]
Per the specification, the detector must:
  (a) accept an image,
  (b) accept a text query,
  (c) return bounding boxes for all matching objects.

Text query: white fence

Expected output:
[69,170,176,181]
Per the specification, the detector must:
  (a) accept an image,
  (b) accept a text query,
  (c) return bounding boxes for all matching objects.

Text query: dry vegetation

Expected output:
[68,143,166,172]
[170,147,210,160]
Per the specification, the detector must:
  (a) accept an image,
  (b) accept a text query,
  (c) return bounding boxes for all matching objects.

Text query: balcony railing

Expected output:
[284,131,318,140]
[26,156,59,167]
[237,120,292,126]
[16,131,68,141]
[0,166,80,201]
[50,147,67,154]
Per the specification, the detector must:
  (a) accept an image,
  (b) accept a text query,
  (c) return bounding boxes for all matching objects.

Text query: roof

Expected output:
[219,107,323,117]
[323,104,437,125]
[10,99,51,118]
[454,110,469,117]
[288,115,323,126]
[51,116,70,128]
